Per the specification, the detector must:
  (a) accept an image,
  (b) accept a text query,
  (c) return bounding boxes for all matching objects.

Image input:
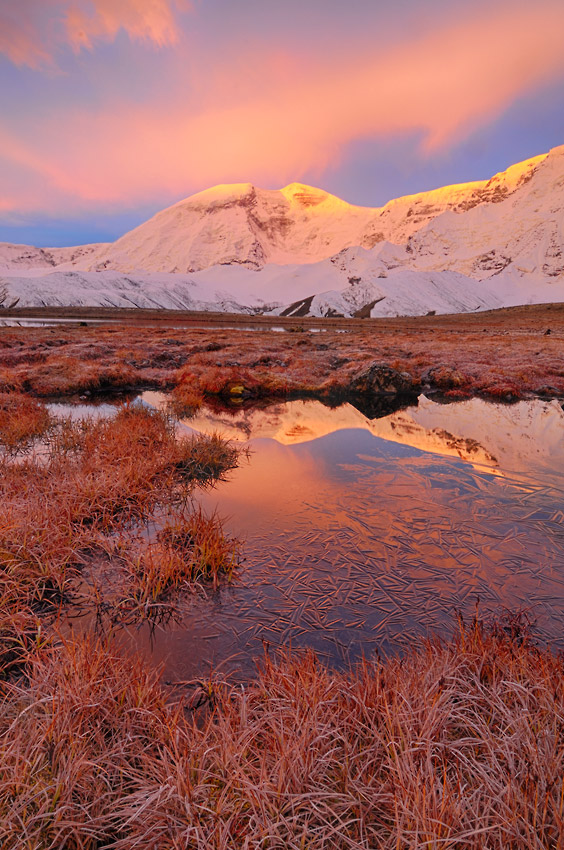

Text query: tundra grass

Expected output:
[0,397,240,627]
[0,391,52,450]
[126,508,241,606]
[1,304,563,402]
[1,619,564,848]
[1,385,564,846]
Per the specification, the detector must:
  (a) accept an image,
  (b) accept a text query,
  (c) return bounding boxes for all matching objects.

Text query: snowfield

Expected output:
[0,145,563,317]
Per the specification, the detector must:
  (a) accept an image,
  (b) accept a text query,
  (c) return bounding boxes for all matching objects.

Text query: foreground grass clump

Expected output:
[0,403,240,619]
[0,391,51,450]
[126,508,240,605]
[173,430,241,481]
[0,637,178,848]
[1,620,563,848]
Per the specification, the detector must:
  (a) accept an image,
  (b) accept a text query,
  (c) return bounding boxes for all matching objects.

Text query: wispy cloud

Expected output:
[0,0,190,68]
[1,0,563,215]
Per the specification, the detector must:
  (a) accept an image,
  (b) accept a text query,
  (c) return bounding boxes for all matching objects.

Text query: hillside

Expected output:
[0,146,562,316]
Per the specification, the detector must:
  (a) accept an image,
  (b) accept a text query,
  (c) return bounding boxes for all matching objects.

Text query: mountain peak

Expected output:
[482,151,548,193]
[177,182,257,208]
[280,183,331,207]
[5,144,560,283]
[1,143,563,317]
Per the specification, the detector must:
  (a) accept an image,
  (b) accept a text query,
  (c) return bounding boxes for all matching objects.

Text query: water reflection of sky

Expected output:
[0,318,338,332]
[107,394,564,684]
[143,392,564,487]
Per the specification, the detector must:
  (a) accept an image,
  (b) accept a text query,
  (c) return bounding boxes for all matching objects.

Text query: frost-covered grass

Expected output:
[0,305,563,401]
[125,507,241,603]
[1,373,564,846]
[0,400,240,624]
[0,391,52,450]
[1,618,564,848]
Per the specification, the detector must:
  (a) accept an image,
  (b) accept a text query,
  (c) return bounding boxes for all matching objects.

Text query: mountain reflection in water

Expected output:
[121,394,564,682]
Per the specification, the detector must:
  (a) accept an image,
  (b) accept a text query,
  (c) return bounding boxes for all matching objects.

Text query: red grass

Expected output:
[0,636,177,848]
[0,392,51,449]
[0,404,241,625]
[1,621,564,848]
[0,578,41,679]
[169,382,204,417]
[124,507,240,605]
[1,306,563,403]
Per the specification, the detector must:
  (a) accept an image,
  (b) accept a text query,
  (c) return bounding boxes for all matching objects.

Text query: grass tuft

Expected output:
[0,392,52,450]
[0,636,177,848]
[124,507,240,606]
[0,403,241,625]
[169,382,204,418]
[173,431,241,483]
[2,621,564,848]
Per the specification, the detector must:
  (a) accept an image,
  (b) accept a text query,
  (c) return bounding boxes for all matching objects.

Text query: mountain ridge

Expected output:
[0,145,562,317]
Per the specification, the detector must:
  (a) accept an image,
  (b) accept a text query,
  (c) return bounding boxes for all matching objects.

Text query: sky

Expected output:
[1,0,563,246]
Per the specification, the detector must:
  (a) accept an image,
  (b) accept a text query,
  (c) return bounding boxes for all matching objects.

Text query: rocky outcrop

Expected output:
[350,363,419,397]
[420,365,469,391]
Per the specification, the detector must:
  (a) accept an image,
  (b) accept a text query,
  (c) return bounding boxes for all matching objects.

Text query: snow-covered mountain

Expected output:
[0,145,563,316]
[0,242,105,272]
[407,147,564,279]
[83,183,381,273]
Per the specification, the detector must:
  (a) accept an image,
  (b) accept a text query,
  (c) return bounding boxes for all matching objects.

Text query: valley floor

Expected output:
[1,303,563,402]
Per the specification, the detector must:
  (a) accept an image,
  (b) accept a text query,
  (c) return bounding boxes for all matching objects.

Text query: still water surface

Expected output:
[0,317,340,332]
[85,392,564,683]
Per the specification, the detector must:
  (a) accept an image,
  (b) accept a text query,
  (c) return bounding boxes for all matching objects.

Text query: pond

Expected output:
[62,391,561,685]
[0,316,346,332]
[0,317,121,327]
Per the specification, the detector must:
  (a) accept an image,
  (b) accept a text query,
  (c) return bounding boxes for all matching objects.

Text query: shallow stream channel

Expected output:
[52,392,564,683]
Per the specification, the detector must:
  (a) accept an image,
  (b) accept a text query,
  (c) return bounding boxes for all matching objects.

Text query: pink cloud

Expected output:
[0,4,52,68]
[0,0,189,67]
[2,0,564,213]
[0,197,18,214]
[63,0,190,51]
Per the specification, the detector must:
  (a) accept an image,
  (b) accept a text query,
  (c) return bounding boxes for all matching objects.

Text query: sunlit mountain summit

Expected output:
[1,145,563,317]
